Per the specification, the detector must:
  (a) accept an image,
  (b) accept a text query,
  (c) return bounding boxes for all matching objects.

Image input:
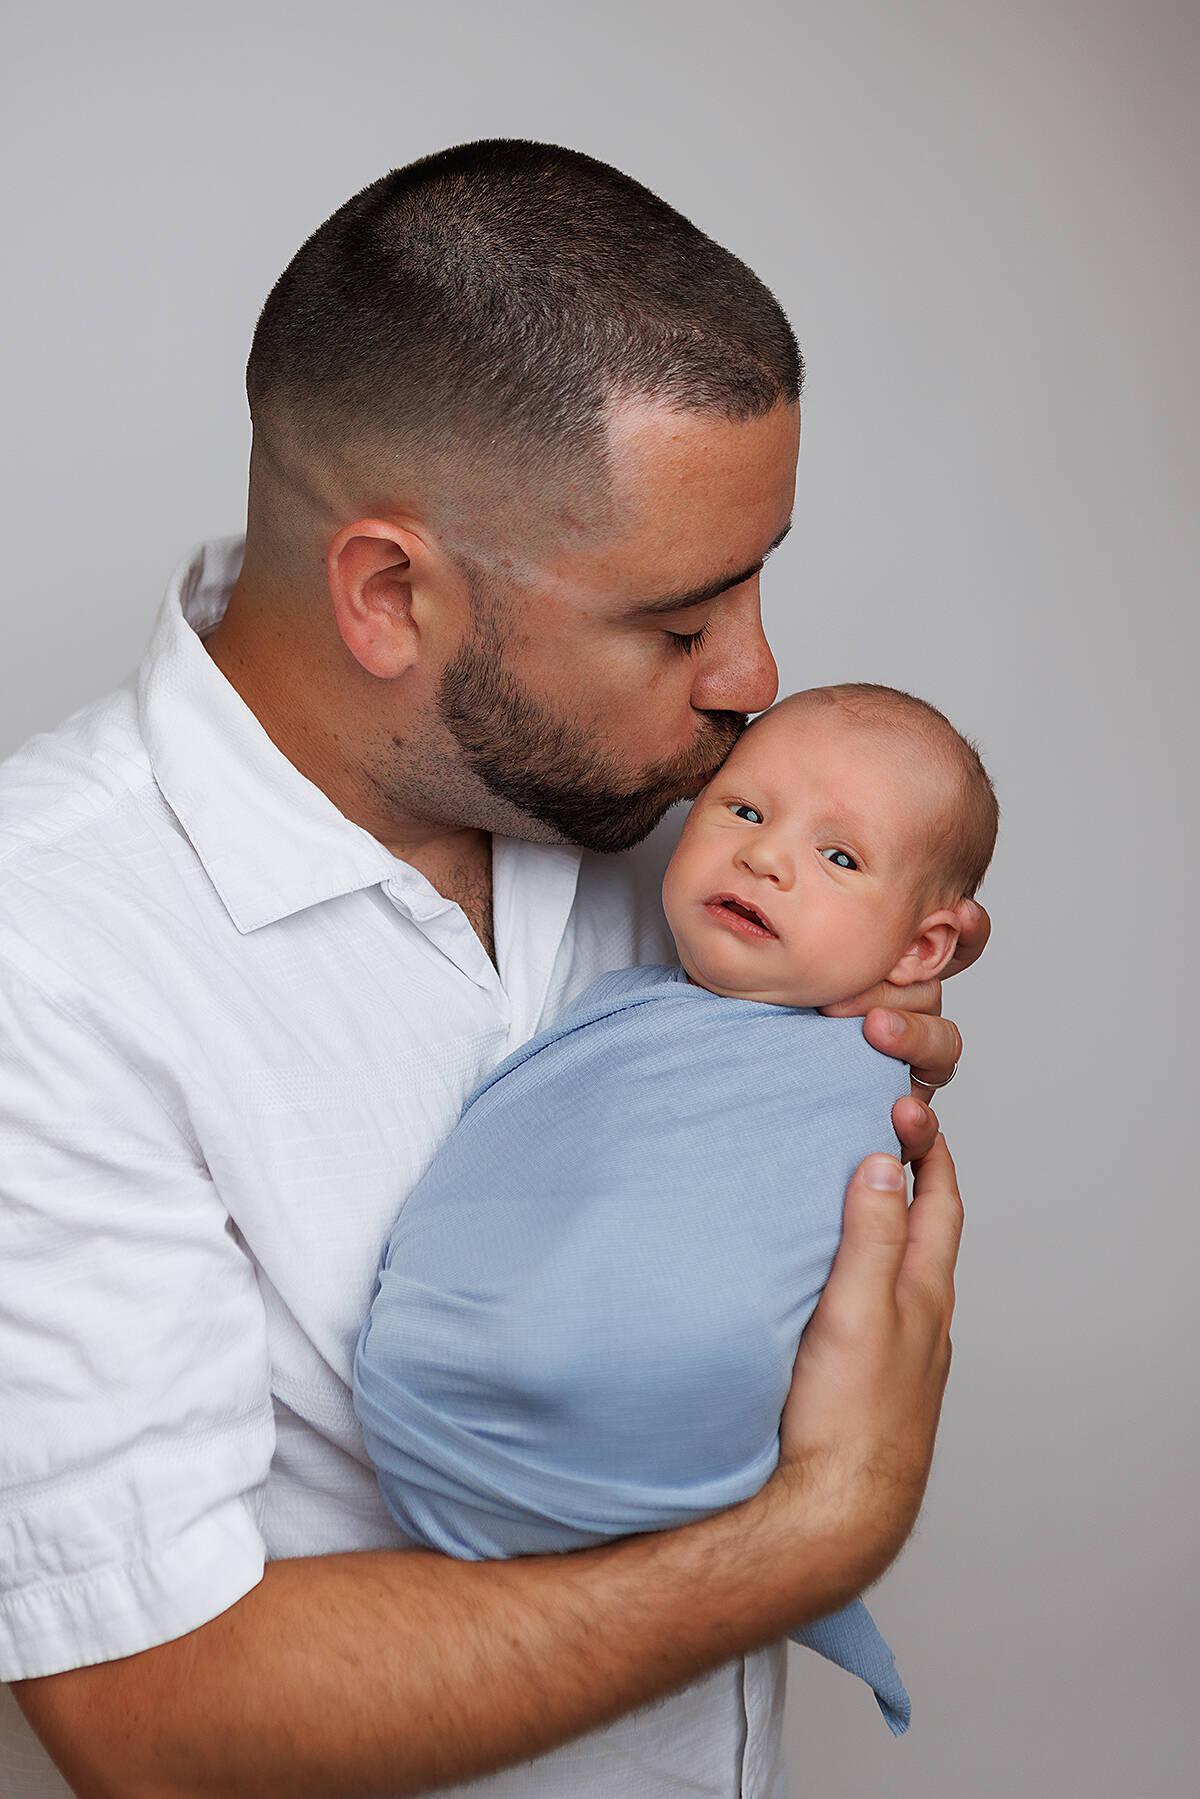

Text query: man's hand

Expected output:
[821,897,988,1162]
[772,1134,962,1601]
[15,1152,967,1799]
[15,1130,968,1799]
[16,1119,962,1799]
[15,906,984,1799]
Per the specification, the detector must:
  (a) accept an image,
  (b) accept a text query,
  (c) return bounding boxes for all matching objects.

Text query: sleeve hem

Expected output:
[0,1497,266,1681]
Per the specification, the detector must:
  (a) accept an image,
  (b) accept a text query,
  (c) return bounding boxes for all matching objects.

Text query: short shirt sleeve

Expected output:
[0,960,275,1680]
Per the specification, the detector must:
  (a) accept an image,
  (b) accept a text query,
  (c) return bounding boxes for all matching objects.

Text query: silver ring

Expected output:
[915,1060,958,1091]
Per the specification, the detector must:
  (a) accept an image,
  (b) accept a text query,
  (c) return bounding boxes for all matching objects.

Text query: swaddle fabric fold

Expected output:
[355,963,912,1734]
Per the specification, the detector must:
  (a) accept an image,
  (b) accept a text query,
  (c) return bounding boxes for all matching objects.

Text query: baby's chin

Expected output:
[675,946,831,1010]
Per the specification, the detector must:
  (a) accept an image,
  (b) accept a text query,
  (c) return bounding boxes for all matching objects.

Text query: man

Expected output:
[1,141,976,1798]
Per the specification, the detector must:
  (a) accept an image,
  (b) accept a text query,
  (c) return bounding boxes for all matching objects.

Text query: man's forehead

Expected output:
[537,396,800,612]
[604,392,799,517]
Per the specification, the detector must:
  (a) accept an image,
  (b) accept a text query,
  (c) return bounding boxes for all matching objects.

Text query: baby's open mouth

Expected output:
[705,894,778,939]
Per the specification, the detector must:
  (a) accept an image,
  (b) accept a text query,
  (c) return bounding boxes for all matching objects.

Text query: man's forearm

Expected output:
[18,1140,958,1799]
[16,1476,867,1799]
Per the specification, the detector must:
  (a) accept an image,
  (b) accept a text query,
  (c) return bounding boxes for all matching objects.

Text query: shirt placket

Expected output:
[739,1646,788,1798]
[491,837,582,1048]
[382,874,507,1004]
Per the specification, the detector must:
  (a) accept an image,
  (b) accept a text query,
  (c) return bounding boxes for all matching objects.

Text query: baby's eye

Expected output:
[729,804,763,824]
[822,847,860,871]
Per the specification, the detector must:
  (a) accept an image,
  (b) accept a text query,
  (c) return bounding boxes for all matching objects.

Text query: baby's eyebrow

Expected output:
[813,809,873,842]
[620,520,792,619]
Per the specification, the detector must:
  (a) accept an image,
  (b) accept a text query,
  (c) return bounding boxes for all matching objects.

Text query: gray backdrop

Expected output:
[4,1,1197,1793]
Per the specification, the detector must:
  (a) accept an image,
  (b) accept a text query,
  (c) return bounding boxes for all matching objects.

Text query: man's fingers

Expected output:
[815,1153,909,1331]
[820,977,941,1020]
[820,982,896,1020]
[819,1136,963,1343]
[892,1093,938,1165]
[863,1007,962,1088]
[898,1132,963,1309]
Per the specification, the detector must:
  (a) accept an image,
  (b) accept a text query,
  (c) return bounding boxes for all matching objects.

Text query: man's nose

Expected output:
[688,584,779,718]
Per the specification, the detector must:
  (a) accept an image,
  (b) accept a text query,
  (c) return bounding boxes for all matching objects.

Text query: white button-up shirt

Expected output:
[0,539,787,1798]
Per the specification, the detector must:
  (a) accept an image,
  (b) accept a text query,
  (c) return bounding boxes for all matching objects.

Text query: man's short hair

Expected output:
[246,139,802,515]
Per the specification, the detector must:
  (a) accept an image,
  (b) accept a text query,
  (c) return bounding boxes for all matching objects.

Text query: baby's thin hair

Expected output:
[778,683,999,905]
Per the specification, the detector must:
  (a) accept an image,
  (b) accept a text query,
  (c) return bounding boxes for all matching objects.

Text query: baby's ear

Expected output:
[885,910,962,987]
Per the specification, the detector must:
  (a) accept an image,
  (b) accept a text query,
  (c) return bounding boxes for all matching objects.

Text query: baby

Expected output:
[354,683,998,1735]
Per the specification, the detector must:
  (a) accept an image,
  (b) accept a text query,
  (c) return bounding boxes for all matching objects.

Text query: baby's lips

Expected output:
[705,892,778,937]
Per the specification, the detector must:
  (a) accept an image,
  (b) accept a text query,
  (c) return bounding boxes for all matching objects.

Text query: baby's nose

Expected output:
[741,840,791,886]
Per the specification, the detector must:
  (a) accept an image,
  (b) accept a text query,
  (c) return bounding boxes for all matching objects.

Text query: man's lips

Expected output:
[704,893,778,940]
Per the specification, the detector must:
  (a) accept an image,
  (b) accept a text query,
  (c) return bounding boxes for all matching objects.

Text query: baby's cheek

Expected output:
[659,840,695,929]
[831,912,897,993]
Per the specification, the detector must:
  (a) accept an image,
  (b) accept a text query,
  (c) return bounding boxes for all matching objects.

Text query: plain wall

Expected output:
[3,2,1197,1793]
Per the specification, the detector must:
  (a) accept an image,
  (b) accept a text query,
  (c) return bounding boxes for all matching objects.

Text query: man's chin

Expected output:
[495,779,694,856]
[520,749,738,854]
[447,684,745,853]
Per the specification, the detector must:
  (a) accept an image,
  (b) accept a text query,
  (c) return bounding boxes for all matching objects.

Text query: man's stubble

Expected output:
[429,627,747,855]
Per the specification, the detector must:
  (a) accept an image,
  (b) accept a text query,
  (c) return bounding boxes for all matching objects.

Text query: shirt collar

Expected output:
[137,536,517,935]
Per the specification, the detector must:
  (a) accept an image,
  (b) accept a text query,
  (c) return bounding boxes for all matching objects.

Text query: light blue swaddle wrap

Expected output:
[354,963,913,1735]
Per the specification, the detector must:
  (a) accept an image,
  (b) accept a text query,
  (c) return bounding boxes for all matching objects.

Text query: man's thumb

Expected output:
[824,1154,908,1311]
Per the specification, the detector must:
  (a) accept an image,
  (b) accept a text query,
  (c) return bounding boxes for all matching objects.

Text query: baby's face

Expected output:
[661,700,951,1008]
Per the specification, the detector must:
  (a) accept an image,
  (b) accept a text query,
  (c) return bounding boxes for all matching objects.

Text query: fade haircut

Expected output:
[245,139,802,535]
[781,684,999,906]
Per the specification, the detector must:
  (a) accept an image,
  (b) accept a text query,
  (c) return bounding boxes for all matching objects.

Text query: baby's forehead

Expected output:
[728,702,953,833]
[711,684,997,911]
[738,698,927,780]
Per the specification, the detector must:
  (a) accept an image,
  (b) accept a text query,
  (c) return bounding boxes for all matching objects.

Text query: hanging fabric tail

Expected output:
[789,1596,912,1736]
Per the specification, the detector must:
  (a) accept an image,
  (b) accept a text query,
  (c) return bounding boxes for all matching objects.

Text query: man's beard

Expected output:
[436,634,746,854]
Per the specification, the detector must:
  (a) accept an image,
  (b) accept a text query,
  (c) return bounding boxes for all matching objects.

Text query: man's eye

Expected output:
[822,847,860,870]
[666,621,712,656]
[729,804,763,824]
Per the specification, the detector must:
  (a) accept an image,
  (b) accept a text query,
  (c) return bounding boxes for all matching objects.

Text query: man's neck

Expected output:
[204,585,497,961]
[407,833,496,965]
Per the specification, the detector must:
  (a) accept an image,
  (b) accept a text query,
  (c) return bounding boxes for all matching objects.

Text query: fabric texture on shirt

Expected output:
[0,539,791,1798]
[355,962,912,1734]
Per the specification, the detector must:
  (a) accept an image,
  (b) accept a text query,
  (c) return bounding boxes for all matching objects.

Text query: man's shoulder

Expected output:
[0,683,155,867]
[0,684,173,987]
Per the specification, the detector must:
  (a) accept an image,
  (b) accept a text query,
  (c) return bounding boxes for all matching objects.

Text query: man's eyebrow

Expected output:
[620,519,793,619]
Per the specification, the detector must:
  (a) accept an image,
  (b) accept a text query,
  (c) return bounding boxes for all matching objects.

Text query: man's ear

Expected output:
[327,519,433,679]
[885,910,962,987]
